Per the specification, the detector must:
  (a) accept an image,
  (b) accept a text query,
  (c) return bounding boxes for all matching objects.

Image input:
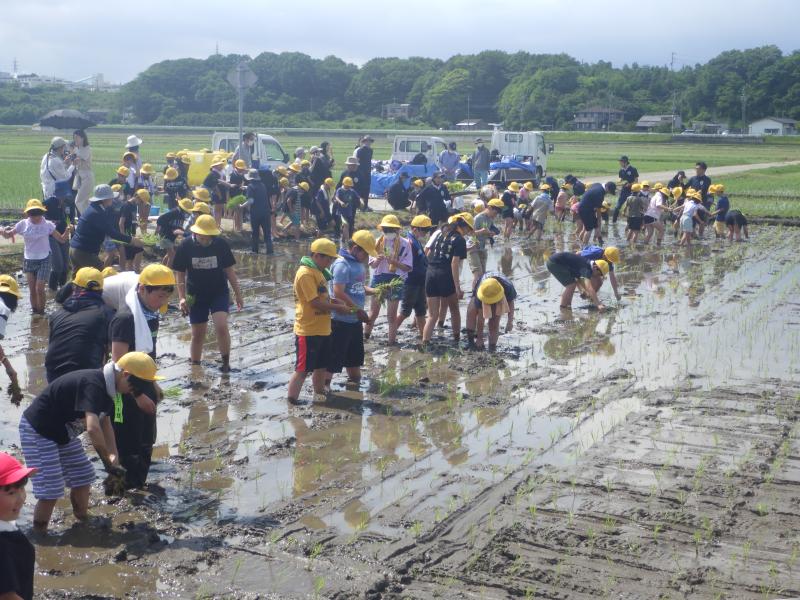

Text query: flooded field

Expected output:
[1,222,799,599]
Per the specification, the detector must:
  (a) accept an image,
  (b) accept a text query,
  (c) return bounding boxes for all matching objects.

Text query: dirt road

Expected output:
[1,224,798,598]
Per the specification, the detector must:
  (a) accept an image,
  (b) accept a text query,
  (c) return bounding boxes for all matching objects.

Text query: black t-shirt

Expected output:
[163,179,190,209]
[355,145,373,174]
[687,174,712,200]
[120,201,139,235]
[110,301,159,359]
[44,196,67,233]
[428,230,467,269]
[156,207,187,241]
[229,171,245,197]
[550,251,593,279]
[0,530,34,600]
[618,164,638,185]
[23,369,113,444]
[501,190,516,209]
[246,179,269,215]
[473,271,518,307]
[579,183,606,212]
[203,171,224,203]
[172,236,236,300]
[45,302,112,378]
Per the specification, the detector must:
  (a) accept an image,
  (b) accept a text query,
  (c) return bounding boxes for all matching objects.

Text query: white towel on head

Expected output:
[125,286,153,354]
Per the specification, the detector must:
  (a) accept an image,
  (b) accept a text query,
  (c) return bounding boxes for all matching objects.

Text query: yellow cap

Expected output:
[192,188,210,202]
[190,214,221,236]
[116,351,163,381]
[139,264,176,286]
[101,267,118,278]
[539,183,551,191]
[135,189,151,204]
[378,214,401,230]
[488,198,505,209]
[301,159,311,167]
[111,184,122,192]
[140,163,154,175]
[523,181,534,191]
[715,184,725,193]
[122,151,136,161]
[324,177,334,186]
[279,177,289,187]
[351,230,378,257]
[289,163,302,173]
[276,166,288,175]
[180,155,191,164]
[507,182,520,192]
[449,212,474,229]
[164,167,179,181]
[631,183,642,193]
[641,180,651,188]
[310,237,338,258]
[517,204,527,210]
[653,182,664,190]
[413,179,424,188]
[210,160,226,169]
[117,166,130,177]
[477,277,504,305]
[191,202,211,215]
[342,177,354,187]
[178,198,194,212]
[0,275,21,298]
[234,159,247,170]
[23,199,46,213]
[603,246,620,264]
[166,152,177,159]
[73,267,104,290]
[410,215,432,228]
[594,260,610,277]
[672,186,683,199]
[298,181,310,192]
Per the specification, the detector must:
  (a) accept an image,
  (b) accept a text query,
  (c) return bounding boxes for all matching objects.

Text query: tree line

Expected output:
[2,46,799,129]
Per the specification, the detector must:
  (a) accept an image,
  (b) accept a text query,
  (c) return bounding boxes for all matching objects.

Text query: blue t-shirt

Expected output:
[578,183,606,212]
[715,196,729,222]
[329,250,366,324]
[579,245,614,272]
[406,232,428,286]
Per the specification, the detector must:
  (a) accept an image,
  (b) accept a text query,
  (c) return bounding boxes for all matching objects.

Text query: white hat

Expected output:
[345,156,359,166]
[126,135,143,148]
[50,136,68,149]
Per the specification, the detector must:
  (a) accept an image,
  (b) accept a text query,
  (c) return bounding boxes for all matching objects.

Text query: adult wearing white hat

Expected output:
[125,135,143,170]
[39,137,74,201]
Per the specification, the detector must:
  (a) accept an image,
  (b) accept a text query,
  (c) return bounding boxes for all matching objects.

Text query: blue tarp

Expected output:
[489,160,535,173]
[458,161,473,178]
[370,163,439,196]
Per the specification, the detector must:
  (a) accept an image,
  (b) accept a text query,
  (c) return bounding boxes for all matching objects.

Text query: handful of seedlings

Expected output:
[226,194,248,210]
[103,472,127,497]
[373,278,403,304]
[138,232,163,247]
[7,380,22,406]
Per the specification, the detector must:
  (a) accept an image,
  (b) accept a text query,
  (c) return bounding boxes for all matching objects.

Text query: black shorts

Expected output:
[122,244,144,260]
[294,334,331,373]
[627,216,643,231]
[327,321,364,372]
[546,258,578,287]
[502,208,514,220]
[579,208,598,231]
[425,266,455,298]
[643,215,656,224]
[401,281,427,317]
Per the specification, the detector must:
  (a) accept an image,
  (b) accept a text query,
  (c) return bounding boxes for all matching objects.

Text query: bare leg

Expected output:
[423,297,442,343]
[211,311,231,369]
[70,484,90,520]
[33,498,58,530]
[287,370,307,401]
[365,295,380,338]
[386,299,400,344]
[560,283,577,308]
[190,322,208,363]
[446,293,461,341]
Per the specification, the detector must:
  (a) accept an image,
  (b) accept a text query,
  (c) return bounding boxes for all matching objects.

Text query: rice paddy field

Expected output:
[1,127,800,217]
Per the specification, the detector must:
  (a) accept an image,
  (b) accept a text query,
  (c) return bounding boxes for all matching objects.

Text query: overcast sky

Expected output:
[2,0,798,83]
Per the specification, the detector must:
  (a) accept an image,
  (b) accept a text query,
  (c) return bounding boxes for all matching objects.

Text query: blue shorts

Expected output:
[19,416,96,500]
[189,290,230,324]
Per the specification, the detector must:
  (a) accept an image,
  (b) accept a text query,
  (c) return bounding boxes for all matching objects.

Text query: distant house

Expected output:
[455,119,486,130]
[572,106,624,131]
[691,121,728,135]
[382,103,411,119]
[636,114,682,131]
[749,117,796,136]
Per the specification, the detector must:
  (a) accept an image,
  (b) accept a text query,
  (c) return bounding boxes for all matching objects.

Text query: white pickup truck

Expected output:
[489,130,551,182]
[211,132,289,168]
[389,135,448,166]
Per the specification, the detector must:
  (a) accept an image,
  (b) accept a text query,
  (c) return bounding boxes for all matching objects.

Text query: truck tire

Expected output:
[535,166,543,186]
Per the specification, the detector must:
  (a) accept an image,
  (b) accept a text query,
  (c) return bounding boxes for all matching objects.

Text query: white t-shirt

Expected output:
[14,219,55,260]
[425,228,443,250]
[0,298,10,339]
[645,192,666,219]
[101,271,139,310]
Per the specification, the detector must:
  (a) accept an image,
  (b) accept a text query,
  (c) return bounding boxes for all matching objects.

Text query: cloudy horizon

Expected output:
[1,0,798,84]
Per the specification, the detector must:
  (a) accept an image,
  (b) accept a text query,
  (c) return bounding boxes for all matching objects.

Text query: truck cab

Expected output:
[390,135,448,166]
[211,132,289,168]
[489,130,550,179]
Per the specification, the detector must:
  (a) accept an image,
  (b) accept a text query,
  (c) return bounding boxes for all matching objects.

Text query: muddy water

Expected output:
[1,225,799,599]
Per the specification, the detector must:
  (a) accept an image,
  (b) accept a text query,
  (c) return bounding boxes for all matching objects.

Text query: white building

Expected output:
[748,117,796,136]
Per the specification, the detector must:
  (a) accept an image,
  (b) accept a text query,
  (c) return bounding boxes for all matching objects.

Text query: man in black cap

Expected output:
[355,136,374,211]
[612,156,638,223]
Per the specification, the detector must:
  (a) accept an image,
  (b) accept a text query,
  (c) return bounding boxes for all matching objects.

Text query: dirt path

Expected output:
[1,225,799,598]
[587,158,800,185]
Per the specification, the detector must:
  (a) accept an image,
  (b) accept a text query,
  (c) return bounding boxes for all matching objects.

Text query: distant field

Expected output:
[1,128,799,217]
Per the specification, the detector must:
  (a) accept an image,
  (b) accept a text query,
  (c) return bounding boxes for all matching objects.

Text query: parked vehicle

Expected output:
[211,132,289,168]
[489,130,551,182]
[390,135,447,166]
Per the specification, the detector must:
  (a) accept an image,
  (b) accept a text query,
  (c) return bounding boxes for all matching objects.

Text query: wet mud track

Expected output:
[1,226,799,599]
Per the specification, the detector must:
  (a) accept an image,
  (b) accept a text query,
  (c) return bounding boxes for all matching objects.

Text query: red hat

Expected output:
[0,452,36,486]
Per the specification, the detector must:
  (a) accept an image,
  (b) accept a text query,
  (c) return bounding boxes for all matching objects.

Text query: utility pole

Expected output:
[467,94,471,130]
[740,87,747,133]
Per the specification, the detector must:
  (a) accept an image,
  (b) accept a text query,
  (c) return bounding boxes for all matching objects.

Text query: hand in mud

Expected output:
[179,298,189,316]
[597,304,606,312]
[106,464,127,479]
[235,296,244,311]
[7,379,22,406]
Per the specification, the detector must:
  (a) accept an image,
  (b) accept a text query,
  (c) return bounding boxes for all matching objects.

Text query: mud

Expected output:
[1,222,799,599]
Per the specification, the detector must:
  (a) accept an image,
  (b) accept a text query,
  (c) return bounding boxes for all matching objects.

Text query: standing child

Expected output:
[365,215,413,344]
[711,184,730,239]
[0,452,37,600]
[136,164,156,232]
[395,215,432,339]
[119,189,149,272]
[501,182,519,240]
[623,185,647,244]
[555,183,571,222]
[528,184,553,241]
[0,275,22,403]
[334,177,360,244]
[2,200,70,314]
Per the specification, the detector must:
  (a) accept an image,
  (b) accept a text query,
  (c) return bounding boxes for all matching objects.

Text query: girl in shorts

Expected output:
[2,200,70,314]
[422,213,472,345]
